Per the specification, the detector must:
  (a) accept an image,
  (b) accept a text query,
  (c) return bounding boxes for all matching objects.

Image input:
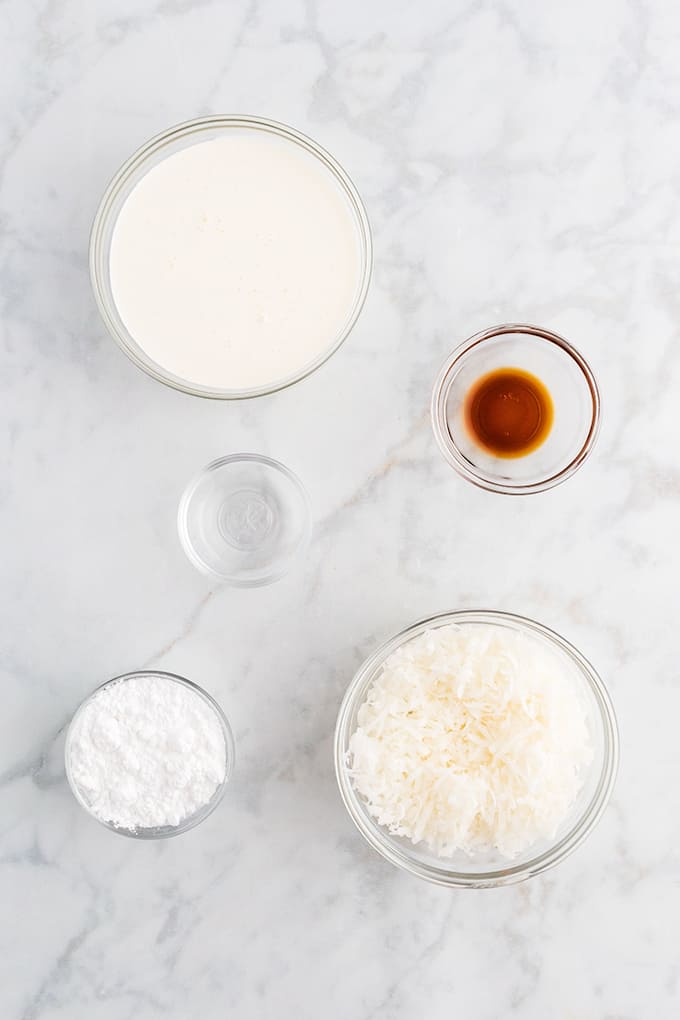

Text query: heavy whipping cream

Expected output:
[109,130,366,391]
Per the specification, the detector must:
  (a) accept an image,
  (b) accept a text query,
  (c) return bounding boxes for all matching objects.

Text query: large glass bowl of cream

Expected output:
[90,116,372,399]
[334,610,619,888]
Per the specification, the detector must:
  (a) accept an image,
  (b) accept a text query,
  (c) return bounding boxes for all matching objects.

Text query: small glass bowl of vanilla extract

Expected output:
[431,324,601,495]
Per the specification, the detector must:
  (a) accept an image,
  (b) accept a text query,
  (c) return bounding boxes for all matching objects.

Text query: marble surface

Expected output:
[1,0,678,1016]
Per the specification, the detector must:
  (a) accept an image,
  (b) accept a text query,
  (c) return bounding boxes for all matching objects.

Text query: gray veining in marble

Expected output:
[1,0,679,1016]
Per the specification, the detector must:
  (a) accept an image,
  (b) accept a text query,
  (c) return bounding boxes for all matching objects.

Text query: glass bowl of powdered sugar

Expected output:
[65,671,234,838]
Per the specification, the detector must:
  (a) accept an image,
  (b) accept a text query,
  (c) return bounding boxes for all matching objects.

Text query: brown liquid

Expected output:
[464,367,554,458]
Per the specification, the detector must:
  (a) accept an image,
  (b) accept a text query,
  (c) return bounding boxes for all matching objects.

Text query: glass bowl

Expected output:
[177,454,311,587]
[89,115,373,399]
[431,324,601,494]
[334,610,619,888]
[65,671,235,839]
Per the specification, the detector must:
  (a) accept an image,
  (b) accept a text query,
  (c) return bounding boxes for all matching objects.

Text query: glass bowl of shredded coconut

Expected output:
[65,671,234,838]
[335,611,618,887]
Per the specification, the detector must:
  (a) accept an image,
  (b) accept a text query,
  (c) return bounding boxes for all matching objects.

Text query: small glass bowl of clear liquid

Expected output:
[178,454,311,586]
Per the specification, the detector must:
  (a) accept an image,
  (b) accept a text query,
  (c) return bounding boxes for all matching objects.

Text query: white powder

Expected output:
[67,674,228,830]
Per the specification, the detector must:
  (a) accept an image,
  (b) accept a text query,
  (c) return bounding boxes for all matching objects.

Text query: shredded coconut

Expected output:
[68,675,227,830]
[349,623,593,858]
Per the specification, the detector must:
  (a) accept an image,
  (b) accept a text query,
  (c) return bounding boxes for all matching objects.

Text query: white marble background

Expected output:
[1,0,678,1016]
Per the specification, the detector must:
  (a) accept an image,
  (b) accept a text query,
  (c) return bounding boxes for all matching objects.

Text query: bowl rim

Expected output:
[431,323,602,495]
[65,670,235,839]
[334,609,619,888]
[89,114,373,400]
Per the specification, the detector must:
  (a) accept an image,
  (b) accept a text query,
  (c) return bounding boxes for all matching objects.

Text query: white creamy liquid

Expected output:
[109,131,365,391]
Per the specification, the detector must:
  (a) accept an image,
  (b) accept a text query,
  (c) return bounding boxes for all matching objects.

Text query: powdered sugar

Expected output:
[67,674,228,830]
